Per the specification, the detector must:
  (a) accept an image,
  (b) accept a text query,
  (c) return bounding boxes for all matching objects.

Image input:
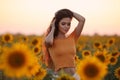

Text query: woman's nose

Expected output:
[66,25,70,29]
[64,24,67,27]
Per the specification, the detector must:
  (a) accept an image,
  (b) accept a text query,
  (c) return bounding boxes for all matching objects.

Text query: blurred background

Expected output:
[0,0,120,80]
[0,0,120,36]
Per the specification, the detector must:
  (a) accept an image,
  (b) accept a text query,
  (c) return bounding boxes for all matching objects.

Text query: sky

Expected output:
[0,0,120,36]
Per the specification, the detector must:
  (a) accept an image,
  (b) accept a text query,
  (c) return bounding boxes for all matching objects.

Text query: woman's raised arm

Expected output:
[72,12,85,39]
[45,20,55,47]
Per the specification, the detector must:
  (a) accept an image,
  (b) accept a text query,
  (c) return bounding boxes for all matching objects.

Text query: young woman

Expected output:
[42,9,85,80]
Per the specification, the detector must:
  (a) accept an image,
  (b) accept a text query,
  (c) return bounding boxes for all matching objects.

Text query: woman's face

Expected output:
[58,17,72,34]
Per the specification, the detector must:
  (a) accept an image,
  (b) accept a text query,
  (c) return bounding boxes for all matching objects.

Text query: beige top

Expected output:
[48,32,77,71]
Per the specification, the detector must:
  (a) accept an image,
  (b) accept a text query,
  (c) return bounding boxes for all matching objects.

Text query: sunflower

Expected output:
[56,73,75,80]
[95,53,105,62]
[102,44,108,49]
[82,50,91,58]
[107,38,115,46]
[26,59,40,78]
[114,67,120,79]
[20,36,29,43]
[32,46,41,55]
[31,38,41,46]
[111,51,120,58]
[95,53,106,63]
[109,56,118,65]
[75,55,81,67]
[77,56,107,80]
[93,41,102,49]
[1,43,36,78]
[94,51,109,65]
[33,67,47,80]
[2,33,13,43]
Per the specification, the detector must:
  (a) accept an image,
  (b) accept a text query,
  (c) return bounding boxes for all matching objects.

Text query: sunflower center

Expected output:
[5,35,10,41]
[23,37,27,41]
[34,48,39,53]
[84,52,90,56]
[112,52,118,56]
[32,39,38,45]
[96,54,105,62]
[95,43,100,47]
[110,57,115,63]
[84,63,99,78]
[109,40,113,44]
[103,45,107,48]
[8,51,26,69]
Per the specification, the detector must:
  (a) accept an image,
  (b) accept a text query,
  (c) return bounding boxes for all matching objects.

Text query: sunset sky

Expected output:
[0,0,120,35]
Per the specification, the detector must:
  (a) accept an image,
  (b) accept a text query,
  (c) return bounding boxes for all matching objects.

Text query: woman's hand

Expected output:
[51,19,56,30]
[73,12,85,22]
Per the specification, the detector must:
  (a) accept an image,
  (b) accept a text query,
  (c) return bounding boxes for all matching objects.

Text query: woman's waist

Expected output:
[51,52,76,59]
[56,67,76,75]
[52,56,75,63]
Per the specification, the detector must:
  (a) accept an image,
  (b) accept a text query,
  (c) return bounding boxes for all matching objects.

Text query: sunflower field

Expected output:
[0,33,120,80]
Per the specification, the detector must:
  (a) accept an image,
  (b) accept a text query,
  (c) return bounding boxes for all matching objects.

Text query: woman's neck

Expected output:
[56,32,66,39]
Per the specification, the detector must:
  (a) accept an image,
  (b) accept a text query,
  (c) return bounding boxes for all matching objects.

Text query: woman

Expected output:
[42,9,85,80]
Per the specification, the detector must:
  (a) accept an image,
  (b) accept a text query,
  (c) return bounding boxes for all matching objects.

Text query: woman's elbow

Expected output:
[78,17,85,23]
[82,17,85,22]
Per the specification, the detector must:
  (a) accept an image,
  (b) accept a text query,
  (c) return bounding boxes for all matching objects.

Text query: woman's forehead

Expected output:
[60,18,72,22]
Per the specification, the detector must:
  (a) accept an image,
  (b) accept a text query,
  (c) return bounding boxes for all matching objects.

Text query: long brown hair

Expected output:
[42,9,73,69]
[42,17,55,69]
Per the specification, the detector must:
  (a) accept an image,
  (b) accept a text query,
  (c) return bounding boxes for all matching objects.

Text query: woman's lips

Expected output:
[64,28,69,32]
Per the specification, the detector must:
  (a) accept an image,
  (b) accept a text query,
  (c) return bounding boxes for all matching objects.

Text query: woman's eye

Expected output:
[61,22,66,25]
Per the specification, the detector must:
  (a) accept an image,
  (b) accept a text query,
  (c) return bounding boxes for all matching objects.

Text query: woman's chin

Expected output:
[60,30,68,34]
[63,31,68,34]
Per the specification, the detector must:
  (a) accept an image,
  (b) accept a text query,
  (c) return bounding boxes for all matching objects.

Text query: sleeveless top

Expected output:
[48,31,78,71]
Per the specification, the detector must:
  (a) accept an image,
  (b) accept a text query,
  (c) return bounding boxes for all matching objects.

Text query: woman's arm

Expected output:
[45,20,55,47]
[73,12,85,39]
